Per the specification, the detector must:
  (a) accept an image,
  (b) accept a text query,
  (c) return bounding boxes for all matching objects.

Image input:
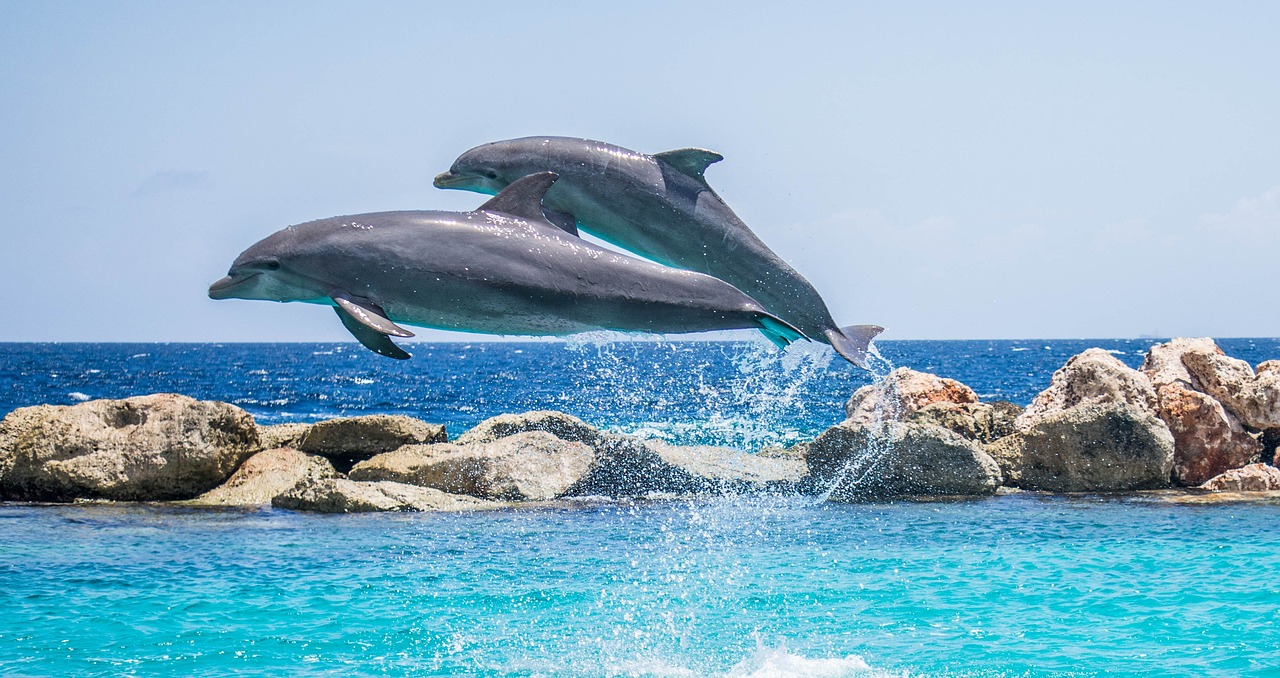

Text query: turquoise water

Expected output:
[3,340,1280,675]
[3,495,1278,676]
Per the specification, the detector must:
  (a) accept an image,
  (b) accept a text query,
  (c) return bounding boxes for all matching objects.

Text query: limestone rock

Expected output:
[257,423,312,451]
[1258,361,1280,377]
[190,448,336,506]
[0,394,260,501]
[1139,337,1221,390]
[565,434,806,497]
[844,368,978,425]
[904,401,1021,444]
[1017,349,1158,427]
[296,415,446,470]
[1138,338,1263,485]
[273,476,498,513]
[349,431,595,501]
[1199,463,1280,492]
[1182,351,1280,430]
[803,421,1002,499]
[454,410,601,446]
[989,403,1173,492]
[1154,384,1260,486]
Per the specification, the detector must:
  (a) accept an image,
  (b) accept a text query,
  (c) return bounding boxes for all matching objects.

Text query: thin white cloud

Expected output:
[1200,184,1280,238]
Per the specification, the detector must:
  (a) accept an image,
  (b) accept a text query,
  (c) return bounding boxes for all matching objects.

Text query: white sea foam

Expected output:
[68,392,91,402]
[726,646,897,678]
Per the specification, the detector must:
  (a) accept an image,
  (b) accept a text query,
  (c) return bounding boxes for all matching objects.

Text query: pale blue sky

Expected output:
[2,1,1277,341]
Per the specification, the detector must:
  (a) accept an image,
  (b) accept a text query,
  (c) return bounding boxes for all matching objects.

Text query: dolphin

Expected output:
[433,136,882,368]
[208,172,806,359]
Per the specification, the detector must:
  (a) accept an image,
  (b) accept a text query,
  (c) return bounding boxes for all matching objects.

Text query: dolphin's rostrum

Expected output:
[209,173,807,358]
[434,136,882,368]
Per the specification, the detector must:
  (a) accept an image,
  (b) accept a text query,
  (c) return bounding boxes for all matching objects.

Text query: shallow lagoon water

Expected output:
[3,496,1278,676]
[2,339,1279,676]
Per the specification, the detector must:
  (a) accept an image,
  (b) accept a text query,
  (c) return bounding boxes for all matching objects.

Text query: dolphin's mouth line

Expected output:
[433,171,469,188]
[208,272,261,299]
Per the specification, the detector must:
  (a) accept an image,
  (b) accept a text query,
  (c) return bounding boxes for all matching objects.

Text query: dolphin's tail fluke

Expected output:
[824,325,885,370]
[754,313,808,349]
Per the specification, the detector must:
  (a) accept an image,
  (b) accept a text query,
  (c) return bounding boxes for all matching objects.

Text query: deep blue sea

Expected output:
[2,339,1279,677]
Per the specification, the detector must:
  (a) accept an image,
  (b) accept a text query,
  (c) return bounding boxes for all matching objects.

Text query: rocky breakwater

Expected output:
[2,338,1276,511]
[803,368,1011,500]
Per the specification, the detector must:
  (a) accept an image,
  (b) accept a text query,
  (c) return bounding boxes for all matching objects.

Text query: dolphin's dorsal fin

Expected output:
[331,295,414,338]
[653,148,723,185]
[478,172,561,225]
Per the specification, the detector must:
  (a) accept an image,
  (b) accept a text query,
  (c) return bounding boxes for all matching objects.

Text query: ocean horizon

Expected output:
[2,339,1279,676]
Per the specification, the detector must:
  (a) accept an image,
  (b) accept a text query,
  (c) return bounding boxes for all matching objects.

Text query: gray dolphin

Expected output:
[433,136,882,368]
[208,172,806,359]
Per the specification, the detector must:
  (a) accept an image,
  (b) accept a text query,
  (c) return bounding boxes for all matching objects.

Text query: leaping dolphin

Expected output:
[433,136,882,369]
[208,172,806,359]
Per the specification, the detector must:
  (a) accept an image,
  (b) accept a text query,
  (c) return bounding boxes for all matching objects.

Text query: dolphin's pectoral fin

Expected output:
[334,306,411,360]
[331,295,414,338]
[478,172,562,229]
[825,325,885,370]
[753,313,809,349]
[542,207,579,236]
[653,148,724,186]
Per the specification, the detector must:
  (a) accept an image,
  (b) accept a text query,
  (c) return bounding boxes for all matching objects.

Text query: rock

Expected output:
[565,434,806,497]
[274,476,498,513]
[0,394,260,501]
[257,423,312,451]
[349,431,595,501]
[296,415,447,471]
[1265,429,1280,466]
[1258,361,1280,377]
[904,401,1022,444]
[1199,463,1280,492]
[844,368,978,425]
[803,421,1002,499]
[1017,349,1158,427]
[1138,338,1262,485]
[189,448,336,506]
[454,410,601,446]
[1139,337,1221,390]
[988,403,1173,492]
[1182,350,1280,430]
[1153,384,1260,486]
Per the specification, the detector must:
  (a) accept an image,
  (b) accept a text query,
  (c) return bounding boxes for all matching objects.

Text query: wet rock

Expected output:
[454,410,601,446]
[803,421,1001,499]
[349,431,595,501]
[844,368,979,425]
[1017,349,1158,426]
[296,415,447,471]
[1199,463,1280,492]
[565,435,806,497]
[1153,384,1260,486]
[273,476,499,513]
[987,403,1174,492]
[189,448,337,506]
[0,394,259,501]
[904,401,1022,444]
[257,423,312,451]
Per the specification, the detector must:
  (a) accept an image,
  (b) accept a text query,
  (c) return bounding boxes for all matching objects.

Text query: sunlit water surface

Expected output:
[1,339,1278,676]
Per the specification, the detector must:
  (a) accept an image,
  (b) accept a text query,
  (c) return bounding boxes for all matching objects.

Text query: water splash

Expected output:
[815,340,897,502]
[565,333,845,450]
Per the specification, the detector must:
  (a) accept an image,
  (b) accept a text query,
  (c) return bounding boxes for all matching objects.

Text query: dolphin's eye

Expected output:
[264,260,281,270]
[482,169,499,180]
